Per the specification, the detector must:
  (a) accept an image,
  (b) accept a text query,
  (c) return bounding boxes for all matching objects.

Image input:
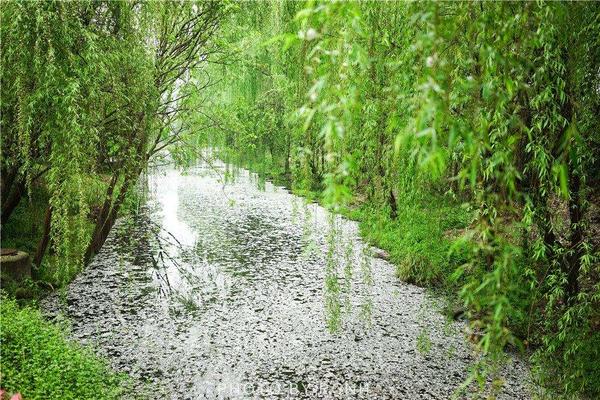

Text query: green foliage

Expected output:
[351,194,470,288]
[0,188,50,256]
[406,2,600,397]
[181,1,304,186]
[1,3,226,395]
[0,297,124,399]
[191,1,600,398]
[1,1,151,281]
[2,1,598,398]
[2,1,226,283]
[417,328,432,355]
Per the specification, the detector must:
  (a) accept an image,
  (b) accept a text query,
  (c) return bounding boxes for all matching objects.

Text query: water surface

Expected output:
[44,163,530,399]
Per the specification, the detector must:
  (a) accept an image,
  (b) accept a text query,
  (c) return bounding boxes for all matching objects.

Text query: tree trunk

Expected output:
[33,206,52,275]
[1,179,25,225]
[388,188,398,220]
[284,133,291,176]
[84,168,139,264]
[84,173,119,263]
[1,165,19,202]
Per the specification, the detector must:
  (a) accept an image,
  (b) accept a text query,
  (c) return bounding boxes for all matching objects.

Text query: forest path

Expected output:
[44,162,531,399]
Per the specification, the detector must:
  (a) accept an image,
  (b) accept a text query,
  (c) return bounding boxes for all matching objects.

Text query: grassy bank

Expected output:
[0,297,124,399]
[344,196,471,290]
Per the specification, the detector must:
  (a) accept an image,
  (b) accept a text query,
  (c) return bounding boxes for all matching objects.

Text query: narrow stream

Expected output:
[43,162,530,399]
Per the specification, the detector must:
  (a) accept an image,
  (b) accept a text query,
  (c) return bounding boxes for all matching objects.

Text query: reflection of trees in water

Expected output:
[112,196,373,326]
[192,212,304,277]
[112,207,196,301]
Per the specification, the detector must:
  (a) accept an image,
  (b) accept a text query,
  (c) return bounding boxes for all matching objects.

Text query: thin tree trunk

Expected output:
[284,133,291,176]
[388,188,398,220]
[1,165,19,202]
[85,166,141,264]
[84,173,118,263]
[560,80,581,302]
[33,206,52,275]
[95,175,135,250]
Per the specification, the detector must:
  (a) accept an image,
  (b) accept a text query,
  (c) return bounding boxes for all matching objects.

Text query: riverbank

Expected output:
[1,174,143,302]
[0,161,497,400]
[240,160,471,314]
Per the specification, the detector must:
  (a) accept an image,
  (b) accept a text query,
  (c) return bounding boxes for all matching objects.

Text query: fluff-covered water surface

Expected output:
[44,163,531,399]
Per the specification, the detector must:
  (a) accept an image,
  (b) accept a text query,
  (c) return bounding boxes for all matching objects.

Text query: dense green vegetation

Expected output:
[0,297,123,399]
[1,1,226,397]
[1,0,225,288]
[186,1,600,397]
[1,1,599,398]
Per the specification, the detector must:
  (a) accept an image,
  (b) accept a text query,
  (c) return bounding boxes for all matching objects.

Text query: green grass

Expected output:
[343,193,471,290]
[287,175,472,293]
[0,174,146,399]
[0,297,125,400]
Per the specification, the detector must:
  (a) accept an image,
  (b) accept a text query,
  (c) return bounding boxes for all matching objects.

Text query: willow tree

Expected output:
[85,0,226,263]
[1,1,226,281]
[405,1,600,396]
[199,0,599,397]
[181,0,305,183]
[1,1,135,276]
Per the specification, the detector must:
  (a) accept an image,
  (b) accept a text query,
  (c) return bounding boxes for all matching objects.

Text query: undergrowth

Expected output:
[0,297,125,399]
